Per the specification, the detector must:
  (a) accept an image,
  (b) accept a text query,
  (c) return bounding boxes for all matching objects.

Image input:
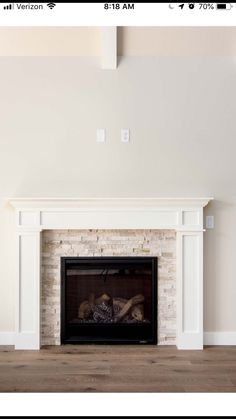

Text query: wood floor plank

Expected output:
[0,345,236,392]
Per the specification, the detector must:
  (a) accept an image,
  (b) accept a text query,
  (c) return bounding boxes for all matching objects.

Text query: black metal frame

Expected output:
[61,256,157,345]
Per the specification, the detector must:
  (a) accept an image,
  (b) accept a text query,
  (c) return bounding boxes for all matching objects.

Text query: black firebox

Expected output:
[61,257,157,344]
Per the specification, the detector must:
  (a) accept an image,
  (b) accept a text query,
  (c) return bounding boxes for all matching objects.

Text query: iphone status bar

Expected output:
[0,3,235,26]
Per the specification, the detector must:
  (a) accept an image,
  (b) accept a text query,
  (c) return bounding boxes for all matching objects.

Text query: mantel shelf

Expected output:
[9,197,213,210]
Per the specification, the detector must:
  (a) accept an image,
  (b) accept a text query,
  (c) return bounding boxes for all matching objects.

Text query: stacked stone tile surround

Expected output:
[41,229,176,346]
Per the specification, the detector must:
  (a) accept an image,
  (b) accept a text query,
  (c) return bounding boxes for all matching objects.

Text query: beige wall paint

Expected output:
[0,29,236,334]
[0,27,101,56]
[1,27,236,57]
[204,201,236,331]
[118,27,236,56]
[0,204,15,331]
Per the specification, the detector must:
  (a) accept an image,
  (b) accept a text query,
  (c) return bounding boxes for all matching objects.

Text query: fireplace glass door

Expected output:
[61,257,157,344]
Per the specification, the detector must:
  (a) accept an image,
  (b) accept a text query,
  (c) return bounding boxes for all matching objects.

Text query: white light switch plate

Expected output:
[121,129,130,143]
[96,128,106,143]
[206,215,214,229]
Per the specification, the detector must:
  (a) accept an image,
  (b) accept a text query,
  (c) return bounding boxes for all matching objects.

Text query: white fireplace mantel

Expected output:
[10,197,212,350]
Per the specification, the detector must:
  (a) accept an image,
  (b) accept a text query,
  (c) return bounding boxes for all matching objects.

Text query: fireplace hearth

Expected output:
[61,257,157,344]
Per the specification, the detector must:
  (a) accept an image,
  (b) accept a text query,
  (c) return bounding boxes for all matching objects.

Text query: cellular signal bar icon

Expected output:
[3,4,14,9]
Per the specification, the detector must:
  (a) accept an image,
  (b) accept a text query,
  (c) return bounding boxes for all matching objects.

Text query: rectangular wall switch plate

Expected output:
[96,128,106,143]
[121,129,130,143]
[206,215,214,229]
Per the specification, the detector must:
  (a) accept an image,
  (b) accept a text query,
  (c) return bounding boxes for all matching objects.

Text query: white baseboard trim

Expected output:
[177,332,203,350]
[15,332,40,350]
[0,332,15,346]
[204,332,236,346]
[1,331,236,348]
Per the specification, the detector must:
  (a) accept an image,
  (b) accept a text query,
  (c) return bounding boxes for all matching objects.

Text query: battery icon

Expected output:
[216,3,232,10]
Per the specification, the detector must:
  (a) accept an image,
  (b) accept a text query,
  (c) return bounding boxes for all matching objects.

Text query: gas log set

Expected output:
[78,292,148,324]
[61,257,157,344]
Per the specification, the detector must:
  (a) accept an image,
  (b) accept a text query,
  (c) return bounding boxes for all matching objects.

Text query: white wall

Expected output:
[0,53,236,334]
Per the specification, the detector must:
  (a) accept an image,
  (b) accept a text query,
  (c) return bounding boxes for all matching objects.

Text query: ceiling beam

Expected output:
[101,27,117,69]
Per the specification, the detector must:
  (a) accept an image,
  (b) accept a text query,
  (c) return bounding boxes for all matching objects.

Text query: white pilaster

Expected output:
[15,230,41,350]
[177,231,203,349]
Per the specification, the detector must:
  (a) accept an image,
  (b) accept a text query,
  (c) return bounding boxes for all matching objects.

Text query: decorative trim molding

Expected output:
[9,196,213,350]
[0,332,15,346]
[204,332,236,346]
[9,197,213,209]
[9,197,213,233]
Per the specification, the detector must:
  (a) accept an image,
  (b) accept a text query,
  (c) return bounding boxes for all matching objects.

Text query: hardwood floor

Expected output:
[0,345,236,392]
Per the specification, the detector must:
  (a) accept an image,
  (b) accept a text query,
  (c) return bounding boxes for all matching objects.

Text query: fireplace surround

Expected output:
[9,197,212,350]
[42,229,175,346]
